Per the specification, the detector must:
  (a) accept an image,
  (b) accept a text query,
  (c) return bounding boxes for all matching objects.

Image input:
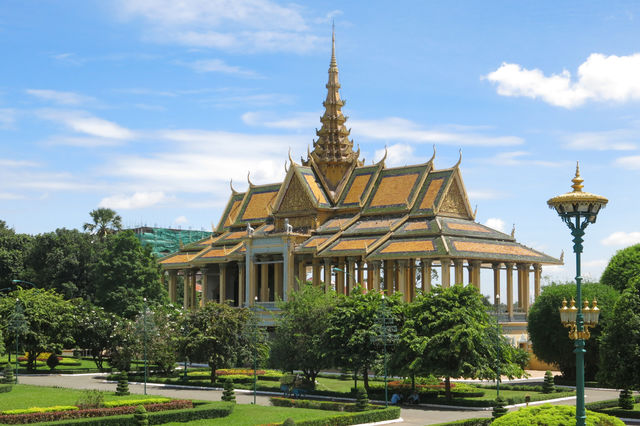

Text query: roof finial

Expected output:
[511,223,516,238]
[284,160,289,173]
[230,179,238,195]
[331,20,336,69]
[454,148,462,168]
[247,171,254,187]
[428,144,436,165]
[571,161,584,192]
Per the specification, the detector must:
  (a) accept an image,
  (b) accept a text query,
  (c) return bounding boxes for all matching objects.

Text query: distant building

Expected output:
[131,226,211,258]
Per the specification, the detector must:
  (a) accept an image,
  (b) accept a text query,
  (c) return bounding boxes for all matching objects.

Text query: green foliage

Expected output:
[222,379,236,403]
[0,384,12,393]
[76,390,105,409]
[355,389,369,411]
[292,406,400,426]
[103,398,170,408]
[133,405,148,426]
[181,302,261,383]
[72,300,118,371]
[2,363,14,384]
[47,353,60,370]
[271,284,337,385]
[83,208,122,241]
[133,304,180,375]
[92,231,166,319]
[0,288,76,371]
[430,419,492,426]
[543,370,555,394]
[491,404,624,425]
[400,284,526,400]
[527,282,619,379]
[619,389,634,410]
[492,396,507,419]
[0,220,32,291]
[1,405,78,415]
[283,418,296,426]
[109,319,137,372]
[325,286,403,391]
[115,372,130,396]
[601,243,640,292]
[598,278,640,389]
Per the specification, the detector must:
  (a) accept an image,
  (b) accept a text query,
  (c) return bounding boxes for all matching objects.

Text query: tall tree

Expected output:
[403,284,526,400]
[83,208,122,240]
[325,287,403,392]
[133,303,181,375]
[0,220,32,290]
[270,284,337,386]
[527,282,619,380]
[92,231,166,318]
[601,244,640,292]
[0,288,75,370]
[598,276,640,390]
[72,300,118,371]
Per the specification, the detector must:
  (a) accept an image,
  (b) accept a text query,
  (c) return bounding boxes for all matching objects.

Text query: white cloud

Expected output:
[484,218,506,233]
[0,192,25,200]
[37,110,135,140]
[0,109,16,129]
[184,59,259,77]
[44,136,127,147]
[486,53,640,108]
[467,189,507,200]
[99,191,168,209]
[565,129,638,151]
[0,159,39,168]
[483,151,564,167]
[26,89,95,106]
[173,215,189,226]
[115,0,322,53]
[615,155,640,170]
[602,231,640,247]
[374,144,415,167]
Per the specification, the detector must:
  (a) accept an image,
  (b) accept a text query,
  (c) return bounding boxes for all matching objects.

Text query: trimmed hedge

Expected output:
[270,397,374,412]
[42,402,234,425]
[292,407,400,426]
[0,384,13,393]
[1,406,78,415]
[586,395,640,411]
[103,398,171,408]
[492,404,624,425]
[430,419,492,426]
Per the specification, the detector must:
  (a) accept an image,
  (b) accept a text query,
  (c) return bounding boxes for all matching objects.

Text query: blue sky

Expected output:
[2,0,640,291]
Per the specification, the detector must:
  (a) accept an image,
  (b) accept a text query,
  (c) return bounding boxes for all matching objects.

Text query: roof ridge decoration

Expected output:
[303,26,362,202]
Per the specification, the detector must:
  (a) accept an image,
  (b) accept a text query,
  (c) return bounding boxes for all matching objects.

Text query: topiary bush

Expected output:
[47,353,60,371]
[601,244,640,292]
[619,389,634,410]
[76,389,104,409]
[134,405,148,425]
[283,418,296,426]
[221,379,236,403]
[355,389,369,411]
[543,370,555,394]
[116,372,130,396]
[492,396,507,419]
[1,364,14,384]
[491,404,624,425]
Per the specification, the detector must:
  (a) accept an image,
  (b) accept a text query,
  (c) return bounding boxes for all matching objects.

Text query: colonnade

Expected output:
[165,258,542,320]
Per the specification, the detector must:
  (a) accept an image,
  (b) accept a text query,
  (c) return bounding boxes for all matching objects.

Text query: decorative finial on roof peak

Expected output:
[284,160,289,173]
[331,20,336,70]
[428,144,436,165]
[454,148,462,168]
[247,171,254,187]
[230,179,238,195]
[560,250,565,263]
[571,161,584,192]
[511,223,516,238]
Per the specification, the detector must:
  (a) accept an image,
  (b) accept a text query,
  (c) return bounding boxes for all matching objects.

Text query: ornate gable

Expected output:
[279,173,316,214]
[436,170,473,219]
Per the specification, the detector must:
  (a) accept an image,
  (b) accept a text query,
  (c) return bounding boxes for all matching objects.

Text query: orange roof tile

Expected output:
[453,241,541,257]
[224,200,243,227]
[419,178,444,210]
[343,174,371,204]
[370,173,419,207]
[242,191,277,220]
[381,240,435,253]
[303,174,328,204]
[447,222,490,233]
[331,238,378,251]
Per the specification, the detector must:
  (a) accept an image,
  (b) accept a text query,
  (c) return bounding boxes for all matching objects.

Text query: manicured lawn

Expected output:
[162,403,347,425]
[0,384,163,411]
[0,356,113,373]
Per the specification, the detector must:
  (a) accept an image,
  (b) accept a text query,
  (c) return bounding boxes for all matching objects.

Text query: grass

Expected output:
[0,384,163,411]
[162,403,347,425]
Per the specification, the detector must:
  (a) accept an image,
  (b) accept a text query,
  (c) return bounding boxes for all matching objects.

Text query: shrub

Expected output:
[543,370,555,394]
[2,363,14,384]
[619,389,634,410]
[601,243,640,292]
[133,406,148,426]
[283,419,295,426]
[47,353,61,371]
[222,379,236,403]
[430,419,492,426]
[355,389,369,411]
[1,406,78,415]
[293,407,400,426]
[491,404,624,425]
[76,390,104,409]
[103,398,171,408]
[116,372,130,396]
[492,396,507,419]
[0,384,12,393]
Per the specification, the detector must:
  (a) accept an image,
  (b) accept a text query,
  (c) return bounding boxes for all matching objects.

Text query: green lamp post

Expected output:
[495,293,501,399]
[547,162,607,426]
[142,297,148,395]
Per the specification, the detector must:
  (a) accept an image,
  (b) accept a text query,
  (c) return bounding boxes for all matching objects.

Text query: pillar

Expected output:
[470,260,482,290]
[421,259,432,293]
[394,260,400,293]
[200,268,208,306]
[182,270,189,309]
[219,264,227,304]
[371,261,381,292]
[517,264,524,309]
[347,258,356,294]
[324,258,332,292]
[274,262,283,300]
[384,260,394,295]
[298,258,307,289]
[409,260,416,300]
[440,258,451,288]
[522,264,531,312]
[260,263,269,302]
[238,262,245,307]
[337,258,345,294]
[312,258,321,287]
[357,260,364,288]
[397,260,408,302]
[534,264,542,300]
[285,247,295,299]
[191,271,197,309]
[453,259,464,285]
[249,261,257,304]
[505,263,514,320]
[168,270,177,304]
[492,263,501,305]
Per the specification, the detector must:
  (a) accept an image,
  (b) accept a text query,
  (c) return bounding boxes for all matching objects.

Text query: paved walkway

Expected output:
[16,374,623,425]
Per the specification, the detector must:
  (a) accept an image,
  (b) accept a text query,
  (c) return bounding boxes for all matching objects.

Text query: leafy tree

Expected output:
[0,288,75,370]
[0,220,32,290]
[181,302,257,383]
[83,208,122,240]
[26,229,96,300]
[325,286,403,392]
[133,303,181,375]
[401,284,526,400]
[270,284,337,386]
[601,244,640,292]
[597,277,640,390]
[0,329,4,356]
[527,282,619,380]
[72,300,118,371]
[93,231,167,319]
[108,318,137,372]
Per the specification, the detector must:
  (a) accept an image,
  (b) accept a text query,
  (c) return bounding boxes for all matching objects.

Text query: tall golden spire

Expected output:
[305,25,361,196]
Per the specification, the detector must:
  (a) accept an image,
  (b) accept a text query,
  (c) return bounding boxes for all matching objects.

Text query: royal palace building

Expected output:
[159,32,561,336]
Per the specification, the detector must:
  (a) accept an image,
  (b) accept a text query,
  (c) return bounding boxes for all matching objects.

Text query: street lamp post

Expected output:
[142,297,148,395]
[382,295,389,408]
[495,294,501,399]
[252,295,258,405]
[547,163,607,426]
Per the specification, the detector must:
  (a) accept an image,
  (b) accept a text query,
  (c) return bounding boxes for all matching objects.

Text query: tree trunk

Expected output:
[411,373,415,392]
[445,376,452,401]
[209,362,216,384]
[363,366,370,392]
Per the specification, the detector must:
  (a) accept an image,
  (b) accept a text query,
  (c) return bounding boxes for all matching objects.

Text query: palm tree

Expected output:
[83,208,123,240]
